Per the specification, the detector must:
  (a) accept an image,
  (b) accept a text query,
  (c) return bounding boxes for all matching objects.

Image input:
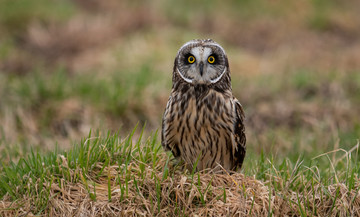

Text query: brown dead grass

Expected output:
[1,153,359,216]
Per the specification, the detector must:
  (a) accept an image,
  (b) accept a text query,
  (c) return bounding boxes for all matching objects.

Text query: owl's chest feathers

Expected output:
[163,86,237,169]
[169,87,234,147]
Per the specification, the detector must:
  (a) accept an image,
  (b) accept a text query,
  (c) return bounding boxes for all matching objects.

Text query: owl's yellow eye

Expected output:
[188,55,195,64]
[208,56,215,64]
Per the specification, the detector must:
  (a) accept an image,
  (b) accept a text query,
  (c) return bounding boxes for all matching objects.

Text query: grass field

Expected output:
[1,0,360,216]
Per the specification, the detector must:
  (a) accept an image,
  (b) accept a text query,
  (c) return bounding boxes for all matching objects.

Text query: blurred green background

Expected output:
[0,0,359,166]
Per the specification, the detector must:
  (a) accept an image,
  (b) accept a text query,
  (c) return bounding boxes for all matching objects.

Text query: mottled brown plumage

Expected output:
[162,39,246,172]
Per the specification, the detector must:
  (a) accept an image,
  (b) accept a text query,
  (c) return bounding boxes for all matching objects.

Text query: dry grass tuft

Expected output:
[1,145,359,216]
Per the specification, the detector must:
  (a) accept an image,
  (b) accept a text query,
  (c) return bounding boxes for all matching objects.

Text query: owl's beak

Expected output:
[199,62,204,76]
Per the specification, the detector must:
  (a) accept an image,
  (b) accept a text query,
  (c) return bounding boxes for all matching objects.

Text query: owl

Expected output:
[161,39,246,172]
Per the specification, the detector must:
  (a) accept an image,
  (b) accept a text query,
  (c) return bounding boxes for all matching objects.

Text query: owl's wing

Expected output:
[161,96,171,149]
[233,99,246,170]
[161,95,183,158]
[161,95,176,153]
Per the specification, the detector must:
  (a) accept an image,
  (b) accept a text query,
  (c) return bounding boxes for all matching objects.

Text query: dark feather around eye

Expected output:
[209,53,219,64]
[184,53,193,64]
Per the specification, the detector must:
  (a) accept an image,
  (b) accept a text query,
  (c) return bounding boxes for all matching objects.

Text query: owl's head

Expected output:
[174,39,229,86]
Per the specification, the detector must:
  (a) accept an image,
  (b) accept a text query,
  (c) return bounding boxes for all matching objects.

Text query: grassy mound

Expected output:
[1,127,359,216]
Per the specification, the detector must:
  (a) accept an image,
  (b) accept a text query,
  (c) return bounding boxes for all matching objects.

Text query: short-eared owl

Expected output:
[161,39,246,171]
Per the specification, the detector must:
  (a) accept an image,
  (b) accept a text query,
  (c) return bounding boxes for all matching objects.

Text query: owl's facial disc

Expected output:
[176,42,227,85]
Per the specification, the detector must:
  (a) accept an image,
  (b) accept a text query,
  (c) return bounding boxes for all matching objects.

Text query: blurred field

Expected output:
[0,0,360,215]
[1,0,359,161]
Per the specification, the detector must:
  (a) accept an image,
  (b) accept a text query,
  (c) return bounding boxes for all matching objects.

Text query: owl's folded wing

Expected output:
[233,99,246,170]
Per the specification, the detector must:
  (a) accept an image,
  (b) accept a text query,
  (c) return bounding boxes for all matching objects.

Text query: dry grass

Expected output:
[0,132,359,216]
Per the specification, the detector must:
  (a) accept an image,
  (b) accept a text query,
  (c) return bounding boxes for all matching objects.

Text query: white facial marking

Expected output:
[210,67,227,84]
[206,43,226,55]
[177,41,197,55]
[189,47,215,84]
[177,68,193,83]
[189,47,212,61]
